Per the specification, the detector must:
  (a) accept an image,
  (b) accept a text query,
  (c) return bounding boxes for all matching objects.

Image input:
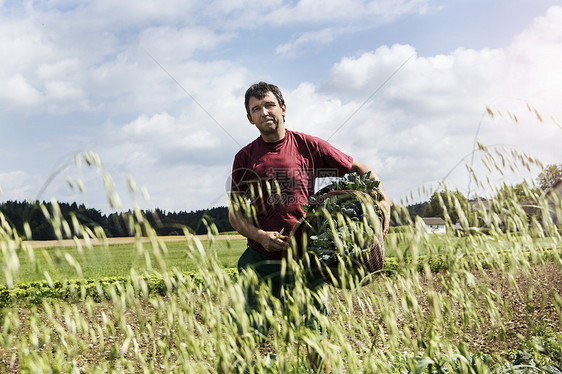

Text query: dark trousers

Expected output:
[236,246,328,341]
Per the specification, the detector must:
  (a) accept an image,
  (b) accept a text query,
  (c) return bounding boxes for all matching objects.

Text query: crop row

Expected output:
[0,269,238,308]
[2,248,559,308]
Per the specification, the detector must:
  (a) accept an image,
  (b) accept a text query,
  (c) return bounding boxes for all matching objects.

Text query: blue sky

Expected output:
[1,0,561,214]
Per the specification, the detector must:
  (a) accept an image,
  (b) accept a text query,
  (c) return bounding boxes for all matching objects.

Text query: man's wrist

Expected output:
[254,229,268,246]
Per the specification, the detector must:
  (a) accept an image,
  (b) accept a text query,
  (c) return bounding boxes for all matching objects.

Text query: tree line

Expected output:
[397,163,561,226]
[0,198,426,240]
[0,200,233,240]
[2,163,559,240]
[0,198,429,240]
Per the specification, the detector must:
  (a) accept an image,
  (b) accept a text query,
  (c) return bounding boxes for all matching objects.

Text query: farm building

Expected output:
[421,217,447,234]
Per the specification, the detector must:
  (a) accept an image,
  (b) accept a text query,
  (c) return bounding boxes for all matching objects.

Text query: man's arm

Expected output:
[228,198,289,252]
[348,159,391,237]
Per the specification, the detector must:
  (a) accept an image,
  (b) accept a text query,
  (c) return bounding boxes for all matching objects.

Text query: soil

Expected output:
[258,263,562,362]
[376,263,561,356]
[1,262,561,372]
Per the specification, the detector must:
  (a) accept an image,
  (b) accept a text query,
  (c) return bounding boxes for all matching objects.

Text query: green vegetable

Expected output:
[302,172,384,268]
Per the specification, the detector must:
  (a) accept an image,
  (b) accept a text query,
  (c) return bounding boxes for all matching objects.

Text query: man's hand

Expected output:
[378,200,391,238]
[349,159,390,239]
[258,230,290,252]
[229,207,291,252]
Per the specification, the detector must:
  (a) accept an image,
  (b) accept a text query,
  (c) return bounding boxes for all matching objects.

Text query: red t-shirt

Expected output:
[231,129,353,258]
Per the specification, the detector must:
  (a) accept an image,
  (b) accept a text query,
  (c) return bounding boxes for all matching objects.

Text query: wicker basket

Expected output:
[294,189,385,287]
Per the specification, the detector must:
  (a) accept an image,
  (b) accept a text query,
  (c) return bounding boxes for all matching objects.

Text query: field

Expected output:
[1,223,561,373]
[7,234,413,284]
[7,235,248,283]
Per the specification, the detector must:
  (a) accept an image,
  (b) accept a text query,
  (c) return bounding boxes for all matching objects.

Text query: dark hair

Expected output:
[244,82,285,116]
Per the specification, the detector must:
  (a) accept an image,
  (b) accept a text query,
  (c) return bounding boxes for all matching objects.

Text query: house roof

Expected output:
[421,217,446,225]
[469,199,491,211]
[519,200,538,215]
[548,179,562,194]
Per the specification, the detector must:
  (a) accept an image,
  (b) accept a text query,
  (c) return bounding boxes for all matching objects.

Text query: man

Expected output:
[229,81,390,372]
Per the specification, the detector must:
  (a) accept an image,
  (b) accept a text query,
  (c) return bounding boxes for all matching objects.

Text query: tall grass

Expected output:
[1,134,562,371]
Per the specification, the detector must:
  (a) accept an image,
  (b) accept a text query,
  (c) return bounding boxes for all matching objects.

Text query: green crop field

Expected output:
[4,233,416,285]
[5,238,248,284]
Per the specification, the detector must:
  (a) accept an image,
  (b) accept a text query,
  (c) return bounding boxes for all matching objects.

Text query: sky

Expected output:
[1,0,561,214]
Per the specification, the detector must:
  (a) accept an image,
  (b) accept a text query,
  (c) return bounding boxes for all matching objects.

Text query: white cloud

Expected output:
[0,171,36,201]
[271,0,436,57]
[44,80,84,102]
[101,112,221,171]
[0,1,239,116]
[52,0,202,33]
[290,8,562,201]
[138,26,235,62]
[323,44,509,118]
[275,28,336,58]
[0,0,434,114]
[0,74,43,107]
[266,0,433,25]
[504,6,562,108]
[122,112,220,150]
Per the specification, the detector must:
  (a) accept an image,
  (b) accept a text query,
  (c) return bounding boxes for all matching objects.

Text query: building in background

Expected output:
[421,217,447,234]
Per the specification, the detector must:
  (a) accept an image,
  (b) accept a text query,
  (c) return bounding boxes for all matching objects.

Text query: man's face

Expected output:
[247,91,286,136]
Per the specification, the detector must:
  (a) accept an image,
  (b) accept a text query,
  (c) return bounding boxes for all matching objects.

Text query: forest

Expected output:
[0,200,233,240]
